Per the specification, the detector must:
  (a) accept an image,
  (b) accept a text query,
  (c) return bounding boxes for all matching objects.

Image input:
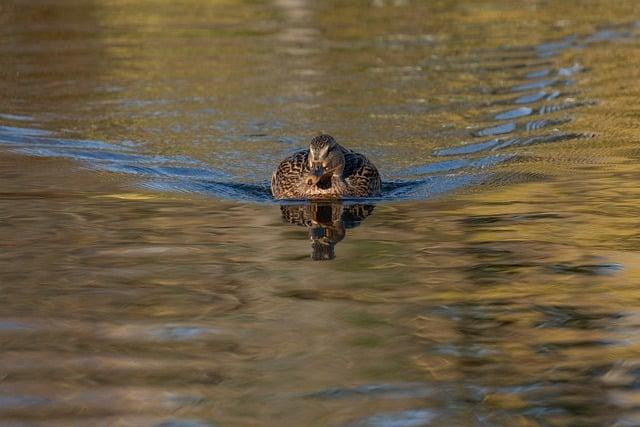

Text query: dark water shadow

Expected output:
[280,202,375,260]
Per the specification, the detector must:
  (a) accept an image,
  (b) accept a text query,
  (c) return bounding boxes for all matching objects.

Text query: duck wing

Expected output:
[342,150,381,197]
[271,150,309,198]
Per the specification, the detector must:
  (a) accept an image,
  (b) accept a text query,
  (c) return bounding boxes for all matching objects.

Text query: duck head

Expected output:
[306,134,345,189]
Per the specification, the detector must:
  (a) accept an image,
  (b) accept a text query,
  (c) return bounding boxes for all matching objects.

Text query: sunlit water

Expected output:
[2,1,640,426]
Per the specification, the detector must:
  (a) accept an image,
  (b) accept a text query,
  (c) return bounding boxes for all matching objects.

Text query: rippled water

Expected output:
[2,1,640,426]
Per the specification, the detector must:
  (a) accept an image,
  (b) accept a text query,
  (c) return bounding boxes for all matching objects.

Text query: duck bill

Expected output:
[306,164,326,186]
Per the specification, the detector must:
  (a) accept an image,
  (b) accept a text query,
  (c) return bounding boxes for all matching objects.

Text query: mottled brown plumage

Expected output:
[271,134,381,199]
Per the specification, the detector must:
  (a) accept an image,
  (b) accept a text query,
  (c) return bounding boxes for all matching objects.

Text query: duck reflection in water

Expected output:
[280,202,375,260]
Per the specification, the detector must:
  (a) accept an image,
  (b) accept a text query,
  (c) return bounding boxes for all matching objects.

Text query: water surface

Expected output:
[1,1,640,426]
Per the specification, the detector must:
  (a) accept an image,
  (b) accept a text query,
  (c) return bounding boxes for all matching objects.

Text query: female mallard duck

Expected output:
[271,134,381,199]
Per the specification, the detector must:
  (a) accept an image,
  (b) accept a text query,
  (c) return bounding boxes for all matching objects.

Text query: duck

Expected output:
[271,134,381,199]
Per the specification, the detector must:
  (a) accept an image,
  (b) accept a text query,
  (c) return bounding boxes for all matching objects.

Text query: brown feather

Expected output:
[271,139,381,199]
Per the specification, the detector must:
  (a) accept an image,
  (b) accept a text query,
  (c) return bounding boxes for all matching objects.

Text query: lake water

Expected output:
[1,1,640,426]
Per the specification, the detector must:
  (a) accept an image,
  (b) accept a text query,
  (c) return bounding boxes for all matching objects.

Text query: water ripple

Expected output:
[435,133,591,157]
[0,23,633,207]
[344,409,437,427]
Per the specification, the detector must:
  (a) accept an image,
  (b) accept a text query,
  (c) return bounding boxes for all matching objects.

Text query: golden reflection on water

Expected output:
[1,0,640,426]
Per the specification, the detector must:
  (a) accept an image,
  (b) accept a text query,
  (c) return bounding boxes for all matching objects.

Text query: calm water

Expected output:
[2,1,640,426]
